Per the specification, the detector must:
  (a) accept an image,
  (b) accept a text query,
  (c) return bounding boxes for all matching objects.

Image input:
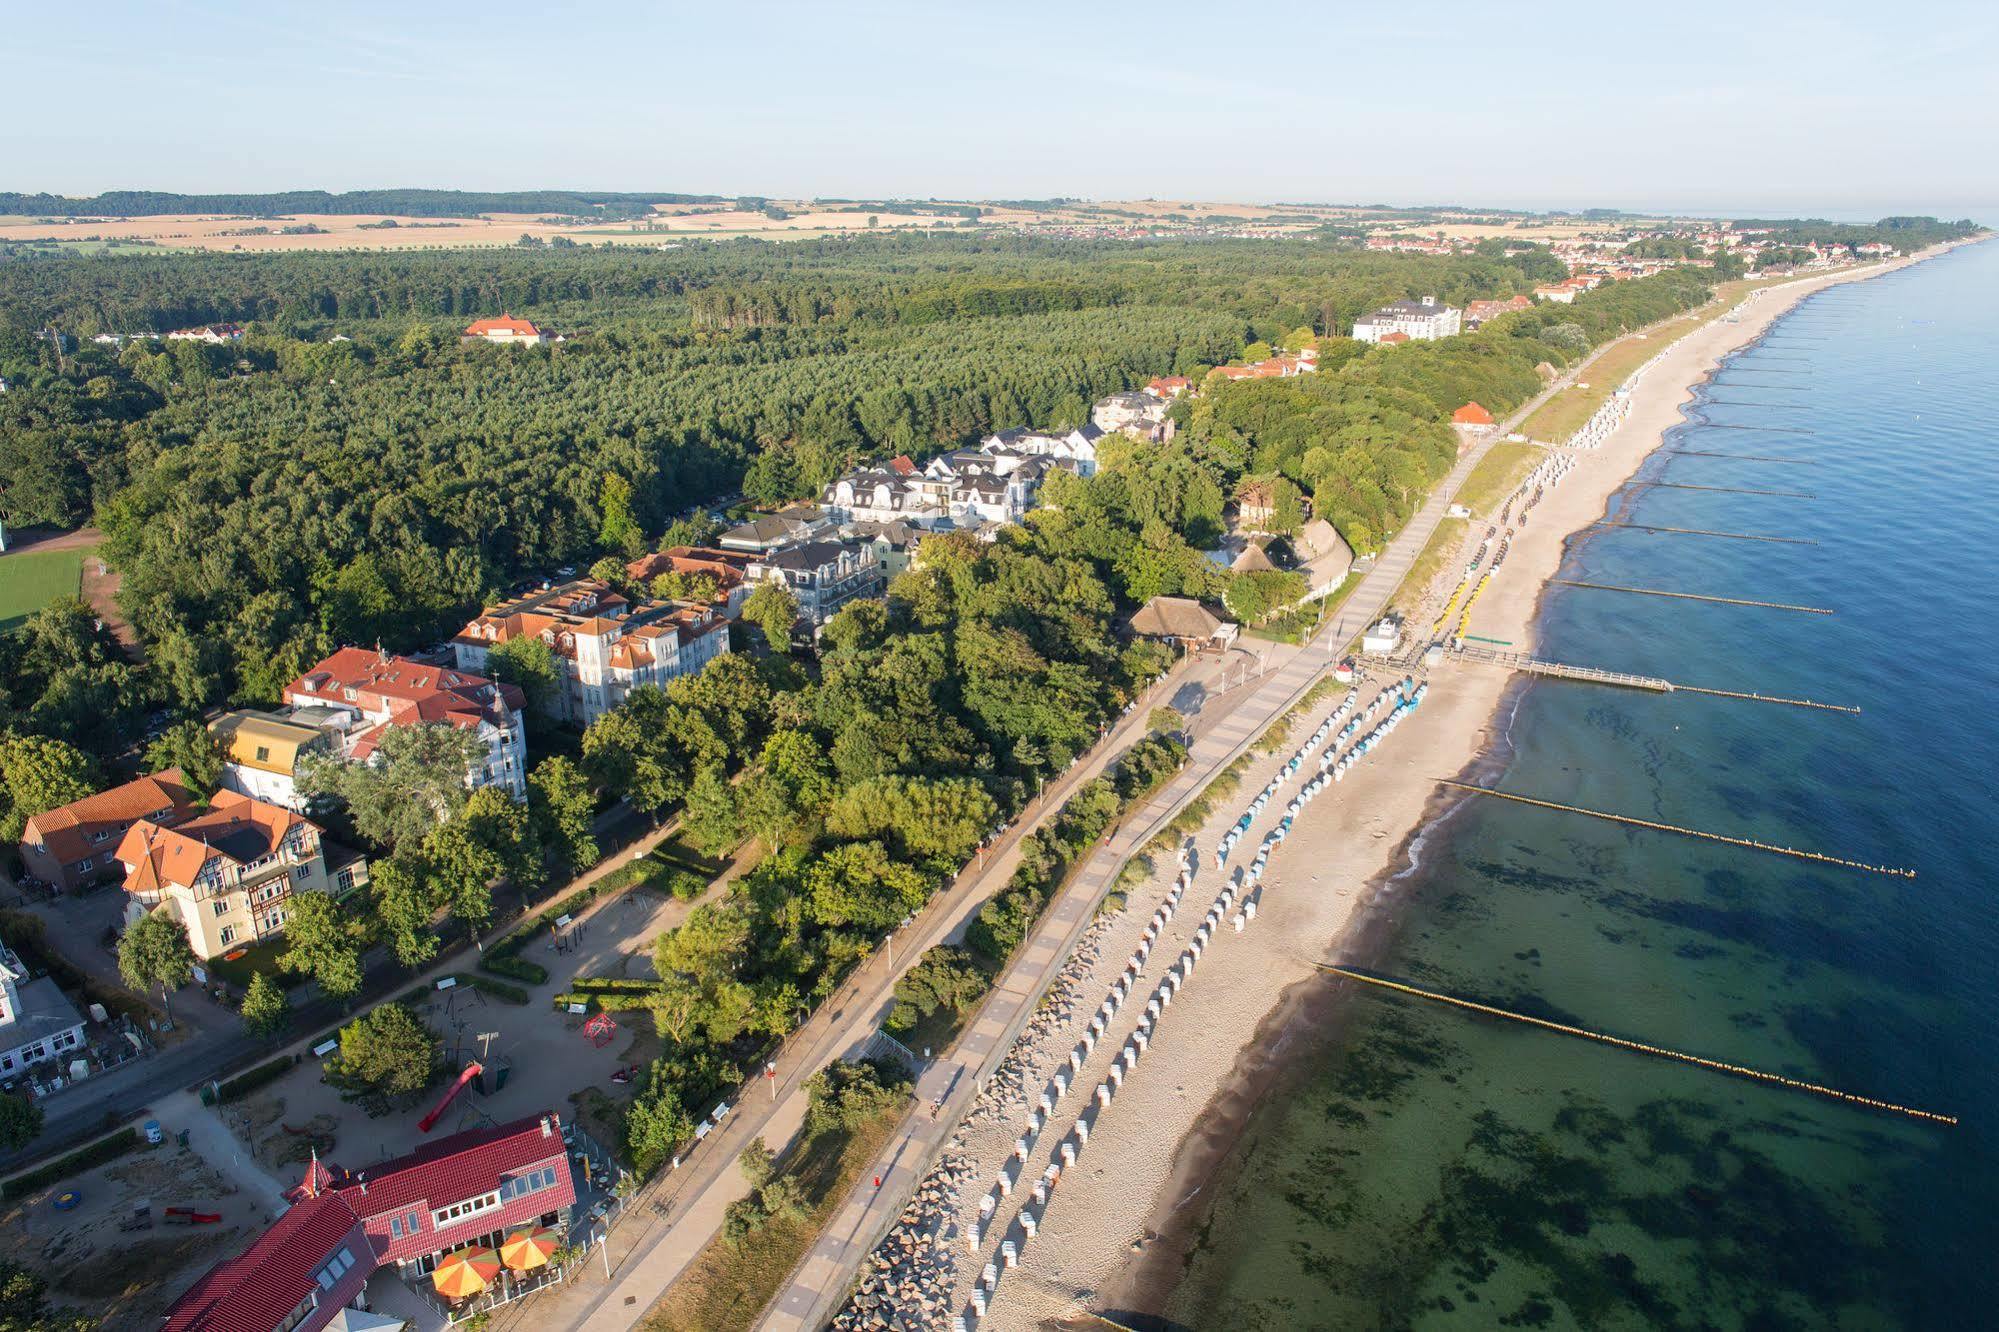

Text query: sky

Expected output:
[5,0,1994,220]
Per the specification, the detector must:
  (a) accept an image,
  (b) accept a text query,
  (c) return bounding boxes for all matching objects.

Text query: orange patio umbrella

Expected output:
[430,1247,500,1299]
[499,1225,561,1272]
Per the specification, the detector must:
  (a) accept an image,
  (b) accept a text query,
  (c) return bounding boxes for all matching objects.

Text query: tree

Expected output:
[529,755,599,873]
[625,1063,695,1175]
[140,719,225,797]
[802,841,930,930]
[738,1138,776,1189]
[681,765,741,856]
[1147,705,1185,737]
[298,723,482,848]
[278,889,364,1001]
[0,733,95,842]
[330,1003,439,1096]
[486,635,562,717]
[117,913,194,1019]
[654,903,750,988]
[369,853,440,968]
[741,582,799,653]
[1,1260,95,1332]
[0,1096,43,1152]
[599,472,644,555]
[240,972,289,1038]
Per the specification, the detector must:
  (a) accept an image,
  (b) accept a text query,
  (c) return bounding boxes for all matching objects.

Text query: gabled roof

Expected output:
[286,648,519,730]
[163,1190,364,1332]
[335,1113,567,1220]
[1452,402,1495,425]
[116,791,318,895]
[465,313,541,337]
[22,769,196,867]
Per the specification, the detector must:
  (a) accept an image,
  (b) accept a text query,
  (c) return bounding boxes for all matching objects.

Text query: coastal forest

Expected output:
[7,219,1954,1167]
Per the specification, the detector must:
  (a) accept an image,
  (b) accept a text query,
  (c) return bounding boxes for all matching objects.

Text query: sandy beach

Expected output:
[920,245,1974,1331]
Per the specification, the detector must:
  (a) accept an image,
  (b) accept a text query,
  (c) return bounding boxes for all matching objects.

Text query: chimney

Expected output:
[540,1115,552,1138]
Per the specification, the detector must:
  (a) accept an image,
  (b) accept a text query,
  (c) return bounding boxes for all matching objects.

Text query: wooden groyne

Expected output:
[1671,683,1860,714]
[1664,450,1815,465]
[1595,521,1818,545]
[1641,481,1817,499]
[1319,967,1957,1127]
[1550,580,1833,615]
[1700,424,1815,434]
[1436,780,1916,878]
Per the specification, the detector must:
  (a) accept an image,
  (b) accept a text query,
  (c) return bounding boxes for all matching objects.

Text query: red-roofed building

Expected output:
[1452,402,1496,429]
[1378,331,1411,345]
[285,648,528,801]
[115,790,338,961]
[1145,375,1192,399]
[462,314,547,346]
[886,454,918,476]
[20,769,196,892]
[164,1114,578,1332]
[452,578,729,727]
[1464,295,1533,329]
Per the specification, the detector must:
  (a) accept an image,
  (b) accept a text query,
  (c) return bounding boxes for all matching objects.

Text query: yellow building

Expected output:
[210,710,333,811]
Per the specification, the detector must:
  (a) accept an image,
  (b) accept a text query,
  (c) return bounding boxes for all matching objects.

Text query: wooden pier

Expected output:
[1449,643,1860,714]
[1450,643,1670,691]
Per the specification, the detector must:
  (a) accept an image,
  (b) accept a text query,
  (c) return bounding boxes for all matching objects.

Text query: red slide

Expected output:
[418,1061,485,1134]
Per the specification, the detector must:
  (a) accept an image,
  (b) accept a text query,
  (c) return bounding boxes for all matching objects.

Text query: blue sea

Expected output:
[1162,241,1999,1330]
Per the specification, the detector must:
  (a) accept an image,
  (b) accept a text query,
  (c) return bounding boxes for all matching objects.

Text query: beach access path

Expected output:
[746,367,1601,1331]
[549,653,1207,1332]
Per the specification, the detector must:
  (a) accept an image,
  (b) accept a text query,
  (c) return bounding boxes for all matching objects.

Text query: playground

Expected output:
[0,1140,260,1331]
[215,877,711,1181]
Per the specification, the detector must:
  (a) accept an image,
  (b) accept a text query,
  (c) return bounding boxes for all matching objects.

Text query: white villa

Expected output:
[1351,297,1463,343]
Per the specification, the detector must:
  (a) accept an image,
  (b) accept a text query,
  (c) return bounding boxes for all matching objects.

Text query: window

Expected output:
[213,899,231,917]
[294,865,310,881]
[76,857,93,873]
[404,1210,422,1236]
[313,1246,356,1292]
[432,1191,502,1228]
[389,1216,403,1239]
[497,1165,561,1202]
[255,745,271,762]
[219,926,237,946]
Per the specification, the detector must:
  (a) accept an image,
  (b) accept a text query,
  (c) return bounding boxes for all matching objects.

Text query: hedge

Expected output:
[550,989,659,1013]
[3,1128,143,1199]
[569,977,661,993]
[218,1055,298,1103]
[479,952,549,986]
[455,974,530,1005]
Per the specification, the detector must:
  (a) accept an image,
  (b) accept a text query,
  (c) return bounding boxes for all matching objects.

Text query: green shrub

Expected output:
[456,974,529,1005]
[3,1128,142,1198]
[480,952,549,986]
[217,1055,297,1103]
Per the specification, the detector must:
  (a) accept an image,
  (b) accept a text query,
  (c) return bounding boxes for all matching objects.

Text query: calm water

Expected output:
[1167,242,1999,1330]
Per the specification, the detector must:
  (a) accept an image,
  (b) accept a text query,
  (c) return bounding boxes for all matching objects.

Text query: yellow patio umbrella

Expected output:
[430,1247,500,1299]
[499,1225,560,1272]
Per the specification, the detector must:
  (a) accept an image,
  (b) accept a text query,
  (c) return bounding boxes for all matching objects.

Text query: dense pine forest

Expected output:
[0,233,1719,746]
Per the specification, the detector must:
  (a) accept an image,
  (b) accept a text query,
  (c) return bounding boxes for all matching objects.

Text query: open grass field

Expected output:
[1391,516,1469,616]
[0,546,84,631]
[1456,441,1547,518]
[641,1104,905,1332]
[1518,332,1672,443]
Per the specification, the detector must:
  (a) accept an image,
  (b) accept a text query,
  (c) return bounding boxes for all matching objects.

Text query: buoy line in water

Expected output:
[1319,966,1957,1127]
[1550,579,1833,615]
[1435,780,1916,878]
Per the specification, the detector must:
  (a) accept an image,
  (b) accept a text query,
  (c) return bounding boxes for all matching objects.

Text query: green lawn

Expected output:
[641,1104,906,1331]
[1518,333,1668,443]
[0,546,85,632]
[1390,516,1468,615]
[1455,442,1546,518]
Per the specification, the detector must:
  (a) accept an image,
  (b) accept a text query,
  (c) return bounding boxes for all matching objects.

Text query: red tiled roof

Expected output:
[116,790,317,896]
[338,1113,574,1263]
[464,313,541,337]
[285,648,519,731]
[1453,402,1495,425]
[887,454,917,476]
[164,1191,366,1332]
[22,769,194,868]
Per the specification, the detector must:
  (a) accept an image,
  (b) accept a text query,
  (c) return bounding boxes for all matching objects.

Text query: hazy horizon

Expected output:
[5,0,1994,221]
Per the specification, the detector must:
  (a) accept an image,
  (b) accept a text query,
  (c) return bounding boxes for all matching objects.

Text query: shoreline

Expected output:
[994,240,1979,1329]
